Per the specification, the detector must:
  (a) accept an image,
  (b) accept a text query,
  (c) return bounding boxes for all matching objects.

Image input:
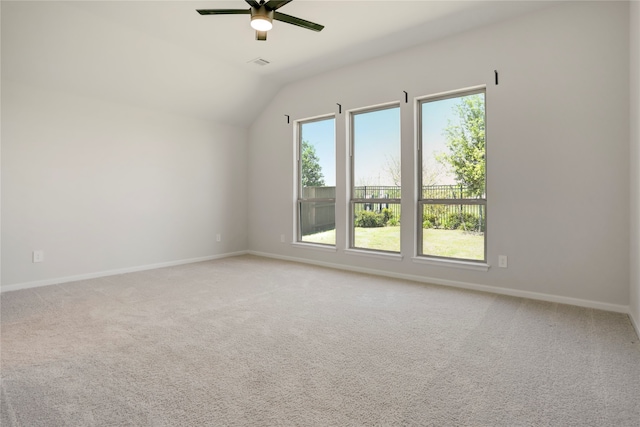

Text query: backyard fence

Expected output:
[352,185,402,200]
[353,186,401,222]
[422,203,485,232]
[422,184,484,200]
[300,184,484,236]
[300,186,336,235]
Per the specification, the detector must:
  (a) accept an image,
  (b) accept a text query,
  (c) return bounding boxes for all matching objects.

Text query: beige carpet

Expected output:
[1,255,639,426]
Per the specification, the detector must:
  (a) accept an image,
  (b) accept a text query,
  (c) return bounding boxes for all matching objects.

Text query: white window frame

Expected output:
[296,115,336,246]
[416,87,487,263]
[349,103,402,253]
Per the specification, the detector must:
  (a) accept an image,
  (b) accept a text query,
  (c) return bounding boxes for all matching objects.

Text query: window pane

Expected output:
[300,201,336,245]
[351,106,400,253]
[421,93,485,198]
[353,106,400,188]
[421,204,485,260]
[300,118,335,189]
[353,202,400,252]
[419,90,486,262]
[299,117,335,246]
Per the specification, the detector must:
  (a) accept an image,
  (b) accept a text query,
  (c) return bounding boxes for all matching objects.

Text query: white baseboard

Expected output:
[0,251,248,293]
[248,250,630,315]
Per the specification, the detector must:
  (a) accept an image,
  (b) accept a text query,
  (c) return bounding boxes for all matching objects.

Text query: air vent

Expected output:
[248,57,270,66]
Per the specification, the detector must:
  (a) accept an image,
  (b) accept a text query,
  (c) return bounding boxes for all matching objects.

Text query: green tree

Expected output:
[301,140,325,187]
[437,95,485,197]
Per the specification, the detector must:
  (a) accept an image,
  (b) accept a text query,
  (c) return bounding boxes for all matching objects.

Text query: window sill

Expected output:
[411,256,490,271]
[291,242,337,253]
[344,249,403,261]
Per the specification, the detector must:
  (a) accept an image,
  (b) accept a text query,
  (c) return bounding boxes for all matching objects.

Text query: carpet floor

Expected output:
[1,255,639,426]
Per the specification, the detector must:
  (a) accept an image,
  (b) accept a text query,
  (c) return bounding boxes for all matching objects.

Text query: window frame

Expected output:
[349,103,402,253]
[296,114,336,246]
[417,87,487,263]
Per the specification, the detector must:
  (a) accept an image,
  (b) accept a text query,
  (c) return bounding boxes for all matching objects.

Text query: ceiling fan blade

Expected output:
[245,0,261,8]
[256,30,267,41]
[196,9,251,16]
[274,11,324,32]
[264,0,293,11]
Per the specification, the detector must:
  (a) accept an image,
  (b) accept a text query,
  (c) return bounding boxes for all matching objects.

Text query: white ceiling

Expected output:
[1,1,553,127]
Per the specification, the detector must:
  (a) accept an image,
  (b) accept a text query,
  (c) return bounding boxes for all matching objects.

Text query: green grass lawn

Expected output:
[302,226,484,260]
[301,229,336,245]
[354,226,401,252]
[422,228,484,260]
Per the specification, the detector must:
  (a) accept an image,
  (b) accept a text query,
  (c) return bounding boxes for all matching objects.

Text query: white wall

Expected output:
[1,80,248,288]
[248,2,630,309]
[630,0,640,332]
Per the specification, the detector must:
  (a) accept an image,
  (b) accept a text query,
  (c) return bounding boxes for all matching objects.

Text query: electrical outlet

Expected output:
[216,234,221,242]
[498,255,508,268]
[280,234,285,243]
[33,250,44,263]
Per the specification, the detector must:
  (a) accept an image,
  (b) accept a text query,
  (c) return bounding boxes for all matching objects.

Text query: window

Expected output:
[418,89,486,261]
[350,105,401,252]
[297,116,336,245]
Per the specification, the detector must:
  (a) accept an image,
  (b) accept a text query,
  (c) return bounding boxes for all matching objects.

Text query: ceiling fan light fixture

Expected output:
[250,17,272,31]
[250,7,274,31]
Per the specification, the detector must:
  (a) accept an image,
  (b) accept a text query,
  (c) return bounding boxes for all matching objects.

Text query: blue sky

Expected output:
[422,97,459,185]
[300,96,475,187]
[300,118,336,186]
[353,106,400,186]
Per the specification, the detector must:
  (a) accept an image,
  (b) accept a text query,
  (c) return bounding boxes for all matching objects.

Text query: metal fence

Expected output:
[422,203,485,231]
[352,186,401,221]
[351,184,484,200]
[422,184,484,199]
[299,185,483,235]
[420,185,484,231]
[353,186,401,200]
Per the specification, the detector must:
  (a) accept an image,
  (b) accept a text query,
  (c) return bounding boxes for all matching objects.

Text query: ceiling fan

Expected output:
[197,0,324,41]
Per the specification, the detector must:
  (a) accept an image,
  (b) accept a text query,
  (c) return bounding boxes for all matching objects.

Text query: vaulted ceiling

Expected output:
[2,1,552,127]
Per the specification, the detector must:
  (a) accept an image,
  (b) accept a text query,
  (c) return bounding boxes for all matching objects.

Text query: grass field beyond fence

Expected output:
[302,226,484,260]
